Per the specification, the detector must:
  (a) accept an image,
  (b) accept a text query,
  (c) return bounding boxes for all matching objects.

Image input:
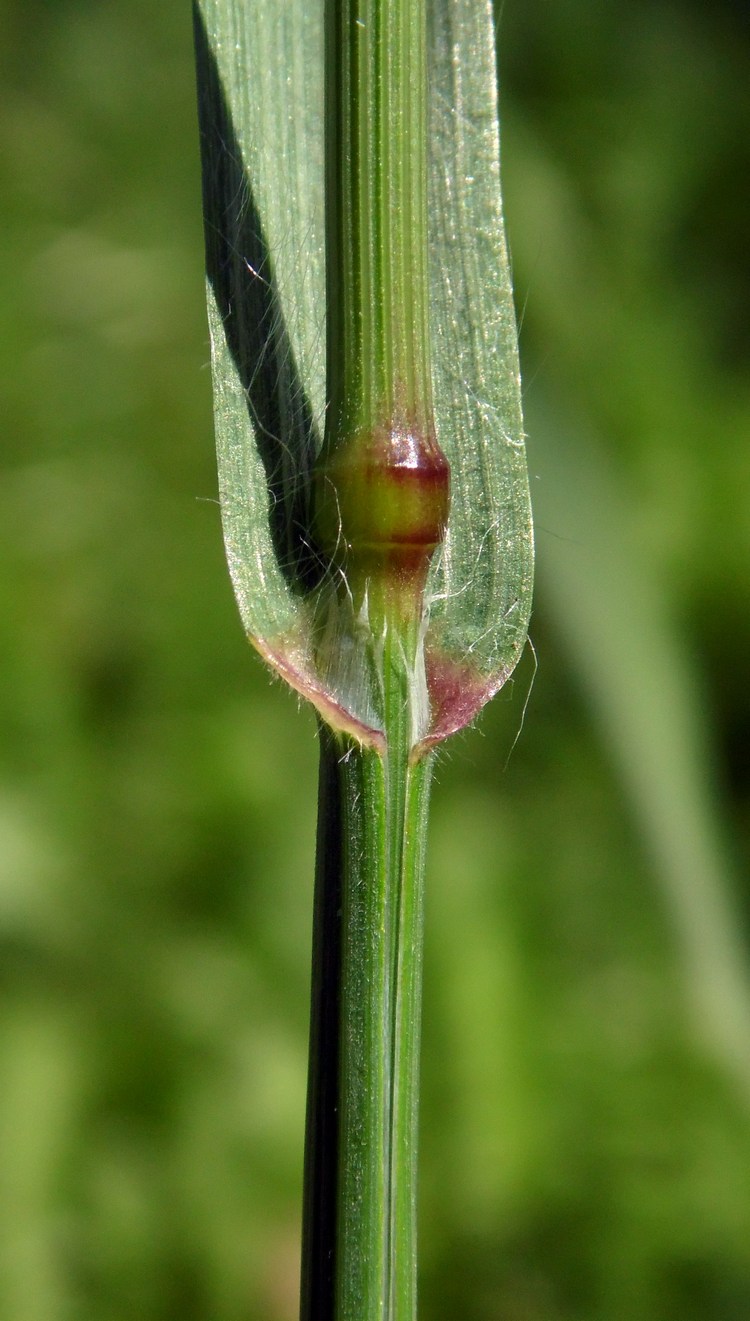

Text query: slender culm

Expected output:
[194,0,533,1316]
[303,2,445,1318]
[315,0,449,625]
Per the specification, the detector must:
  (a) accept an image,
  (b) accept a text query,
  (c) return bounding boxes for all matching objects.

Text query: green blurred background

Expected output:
[1,0,749,1316]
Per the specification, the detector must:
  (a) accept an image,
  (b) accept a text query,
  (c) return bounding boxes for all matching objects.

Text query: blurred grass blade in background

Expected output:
[530,398,750,1096]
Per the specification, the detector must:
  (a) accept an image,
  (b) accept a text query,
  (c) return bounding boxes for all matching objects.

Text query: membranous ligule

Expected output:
[314,421,450,590]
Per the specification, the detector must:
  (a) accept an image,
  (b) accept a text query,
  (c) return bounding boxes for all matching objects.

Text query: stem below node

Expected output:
[301,721,433,1321]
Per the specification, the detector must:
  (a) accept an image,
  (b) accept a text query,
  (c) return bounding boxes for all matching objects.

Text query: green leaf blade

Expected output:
[194,0,326,634]
[195,0,533,750]
[197,2,387,746]
[424,0,534,744]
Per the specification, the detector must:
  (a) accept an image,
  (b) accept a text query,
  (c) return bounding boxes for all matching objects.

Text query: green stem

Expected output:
[301,722,433,1321]
[302,2,441,1316]
[326,0,431,439]
[314,0,447,740]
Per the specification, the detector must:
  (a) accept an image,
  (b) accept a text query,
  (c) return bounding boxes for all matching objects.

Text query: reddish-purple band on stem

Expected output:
[314,419,450,589]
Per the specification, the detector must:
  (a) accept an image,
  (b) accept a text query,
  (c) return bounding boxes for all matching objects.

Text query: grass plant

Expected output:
[0,0,749,1317]
[194,1,532,1317]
